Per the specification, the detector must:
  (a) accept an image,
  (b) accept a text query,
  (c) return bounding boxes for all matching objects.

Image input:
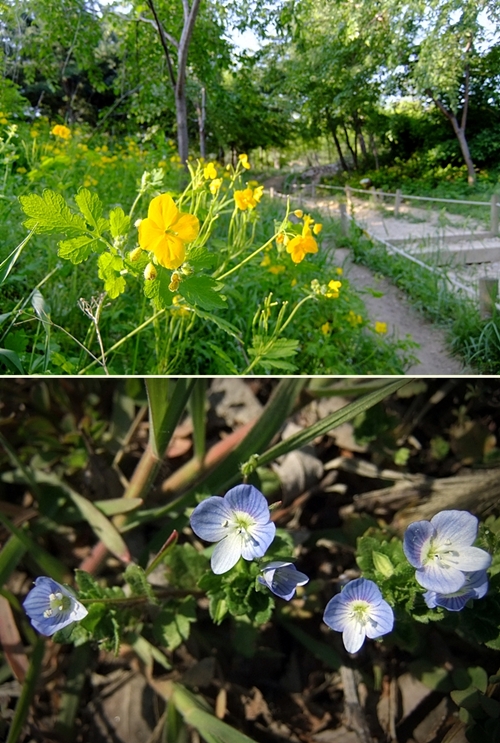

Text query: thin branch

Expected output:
[145,0,177,90]
[136,13,179,49]
[176,0,202,95]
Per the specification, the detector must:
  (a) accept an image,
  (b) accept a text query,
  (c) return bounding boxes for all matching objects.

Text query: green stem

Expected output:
[216,232,278,281]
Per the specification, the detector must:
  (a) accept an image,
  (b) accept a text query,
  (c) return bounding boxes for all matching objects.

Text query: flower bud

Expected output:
[169,272,181,292]
[144,262,157,281]
[129,247,142,262]
[372,551,394,578]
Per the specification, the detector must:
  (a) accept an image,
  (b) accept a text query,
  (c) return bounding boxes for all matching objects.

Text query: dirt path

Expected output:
[265,178,471,374]
[334,247,468,374]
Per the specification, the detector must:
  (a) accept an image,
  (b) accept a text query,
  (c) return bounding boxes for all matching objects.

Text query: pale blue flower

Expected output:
[190,484,276,574]
[23,577,88,636]
[423,569,489,612]
[323,578,394,653]
[257,561,309,600]
[403,510,492,594]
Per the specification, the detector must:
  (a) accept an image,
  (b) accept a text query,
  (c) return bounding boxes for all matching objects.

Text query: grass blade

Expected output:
[6,637,45,743]
[146,378,195,459]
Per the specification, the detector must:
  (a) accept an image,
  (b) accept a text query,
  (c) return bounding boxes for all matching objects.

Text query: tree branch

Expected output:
[145,0,177,90]
[176,0,202,96]
[136,14,179,49]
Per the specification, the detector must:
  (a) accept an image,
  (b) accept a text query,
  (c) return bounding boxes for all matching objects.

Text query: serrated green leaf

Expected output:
[154,597,197,650]
[124,564,156,601]
[186,244,216,270]
[19,190,86,235]
[109,207,131,238]
[75,188,104,230]
[144,264,174,309]
[58,235,99,264]
[179,275,226,310]
[97,253,126,298]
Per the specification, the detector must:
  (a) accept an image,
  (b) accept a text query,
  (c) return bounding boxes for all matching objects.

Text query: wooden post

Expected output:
[345,185,352,210]
[311,182,316,198]
[269,186,275,199]
[370,186,377,205]
[339,203,349,236]
[479,277,498,319]
[491,194,499,237]
[394,189,402,216]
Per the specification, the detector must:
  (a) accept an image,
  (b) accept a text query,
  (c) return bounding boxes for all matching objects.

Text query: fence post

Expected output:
[491,194,499,237]
[479,278,498,319]
[370,186,377,205]
[345,185,352,210]
[339,203,349,236]
[311,182,316,198]
[269,186,275,199]
[394,189,402,216]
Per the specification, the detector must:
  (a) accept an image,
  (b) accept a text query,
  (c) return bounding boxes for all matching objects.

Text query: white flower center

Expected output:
[349,600,371,626]
[43,591,72,618]
[424,537,460,569]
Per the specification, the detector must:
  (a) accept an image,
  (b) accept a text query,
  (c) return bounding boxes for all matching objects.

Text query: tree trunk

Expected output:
[449,114,476,186]
[175,89,189,166]
[342,121,358,169]
[369,132,380,170]
[196,86,206,159]
[326,109,350,172]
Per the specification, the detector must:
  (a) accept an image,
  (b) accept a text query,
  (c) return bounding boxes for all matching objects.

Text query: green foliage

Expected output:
[153,596,197,650]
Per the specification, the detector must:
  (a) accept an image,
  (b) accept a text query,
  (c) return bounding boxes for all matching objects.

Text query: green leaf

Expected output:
[75,188,104,230]
[248,336,299,371]
[179,275,226,310]
[146,378,195,459]
[0,535,27,587]
[124,564,156,602]
[58,235,99,264]
[153,597,197,650]
[93,498,143,516]
[193,308,241,340]
[97,253,126,298]
[0,347,25,374]
[19,189,86,235]
[172,683,259,743]
[186,244,216,270]
[0,230,34,285]
[0,510,69,583]
[109,207,131,238]
[6,638,45,743]
[143,264,174,310]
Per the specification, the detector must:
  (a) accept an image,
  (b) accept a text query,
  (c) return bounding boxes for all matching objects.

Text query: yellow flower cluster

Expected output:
[238,153,251,170]
[234,185,264,211]
[375,321,388,334]
[51,124,71,140]
[347,310,363,326]
[0,112,8,125]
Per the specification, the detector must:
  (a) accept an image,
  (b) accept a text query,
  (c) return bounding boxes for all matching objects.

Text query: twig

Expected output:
[340,664,373,743]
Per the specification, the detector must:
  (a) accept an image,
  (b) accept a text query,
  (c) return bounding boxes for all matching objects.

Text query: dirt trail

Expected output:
[265,177,471,374]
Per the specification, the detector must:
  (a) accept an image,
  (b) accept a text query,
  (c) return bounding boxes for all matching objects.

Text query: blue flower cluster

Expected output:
[22,493,491,658]
[403,509,491,611]
[190,484,309,599]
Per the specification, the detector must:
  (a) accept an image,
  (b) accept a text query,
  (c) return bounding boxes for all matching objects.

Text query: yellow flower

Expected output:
[260,254,271,267]
[158,160,167,167]
[16,167,27,174]
[336,266,343,276]
[253,185,264,202]
[375,321,388,334]
[209,178,222,195]
[325,279,342,298]
[303,214,314,228]
[313,223,323,235]
[138,193,200,270]
[203,162,217,180]
[129,247,143,262]
[286,225,318,264]
[347,310,363,326]
[234,187,261,211]
[0,117,8,125]
[291,278,298,287]
[269,265,286,275]
[238,153,251,169]
[293,209,303,218]
[51,124,71,139]
[321,322,331,335]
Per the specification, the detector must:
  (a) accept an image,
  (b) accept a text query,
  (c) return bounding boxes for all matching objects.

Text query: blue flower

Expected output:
[423,569,489,612]
[403,510,492,594]
[23,577,88,636]
[323,578,394,654]
[257,561,309,600]
[190,484,276,574]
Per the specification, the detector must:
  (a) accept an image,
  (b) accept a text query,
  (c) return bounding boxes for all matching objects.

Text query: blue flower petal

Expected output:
[240,521,276,561]
[403,520,434,568]
[415,562,466,593]
[343,619,366,653]
[430,510,478,549]
[423,590,438,609]
[23,576,87,636]
[451,546,492,573]
[224,484,271,522]
[468,569,489,599]
[365,601,394,638]
[340,577,384,605]
[323,594,352,632]
[211,532,243,574]
[190,496,233,542]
